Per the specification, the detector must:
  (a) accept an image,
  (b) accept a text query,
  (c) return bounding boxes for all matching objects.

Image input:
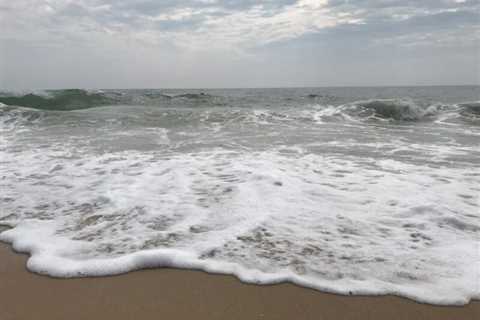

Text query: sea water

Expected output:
[0,86,479,305]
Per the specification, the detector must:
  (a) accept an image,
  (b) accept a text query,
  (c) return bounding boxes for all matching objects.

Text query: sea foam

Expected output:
[1,146,479,305]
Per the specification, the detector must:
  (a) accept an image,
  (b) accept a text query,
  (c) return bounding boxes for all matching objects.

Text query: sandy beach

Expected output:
[0,244,478,320]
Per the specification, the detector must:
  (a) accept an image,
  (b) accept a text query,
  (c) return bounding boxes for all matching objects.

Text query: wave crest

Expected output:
[353,99,431,121]
[0,90,478,126]
[0,89,225,111]
[0,89,114,111]
[459,102,480,116]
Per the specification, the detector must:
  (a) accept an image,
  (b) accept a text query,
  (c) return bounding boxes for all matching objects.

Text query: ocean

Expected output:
[0,86,478,305]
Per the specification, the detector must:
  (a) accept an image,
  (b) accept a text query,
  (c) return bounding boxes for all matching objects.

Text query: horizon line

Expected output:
[2,84,479,91]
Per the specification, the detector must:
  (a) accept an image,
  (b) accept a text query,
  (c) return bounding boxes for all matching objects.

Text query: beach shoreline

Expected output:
[0,243,478,320]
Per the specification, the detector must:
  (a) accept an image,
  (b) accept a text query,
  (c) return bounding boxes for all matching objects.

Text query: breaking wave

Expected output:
[312,99,479,124]
[459,102,480,116]
[352,99,436,121]
[0,90,478,124]
[0,89,224,111]
[0,89,115,110]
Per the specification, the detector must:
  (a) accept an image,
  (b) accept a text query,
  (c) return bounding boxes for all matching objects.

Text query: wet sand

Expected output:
[0,244,478,320]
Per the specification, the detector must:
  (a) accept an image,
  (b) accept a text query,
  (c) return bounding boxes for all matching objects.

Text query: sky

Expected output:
[0,0,479,89]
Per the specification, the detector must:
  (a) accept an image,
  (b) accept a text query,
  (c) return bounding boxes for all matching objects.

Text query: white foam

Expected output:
[1,143,479,305]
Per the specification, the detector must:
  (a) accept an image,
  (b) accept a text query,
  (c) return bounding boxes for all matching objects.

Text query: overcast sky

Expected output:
[0,0,479,89]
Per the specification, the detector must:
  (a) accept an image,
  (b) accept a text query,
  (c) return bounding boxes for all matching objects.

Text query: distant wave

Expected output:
[0,89,220,111]
[334,98,457,122]
[354,99,430,121]
[319,99,479,123]
[0,89,115,110]
[458,102,480,116]
[0,90,478,126]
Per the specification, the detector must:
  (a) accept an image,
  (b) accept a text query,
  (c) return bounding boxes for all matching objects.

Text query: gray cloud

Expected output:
[0,0,478,89]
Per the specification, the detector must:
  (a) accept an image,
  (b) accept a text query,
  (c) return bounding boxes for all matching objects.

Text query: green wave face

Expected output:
[0,89,114,110]
[0,89,220,111]
[0,88,478,124]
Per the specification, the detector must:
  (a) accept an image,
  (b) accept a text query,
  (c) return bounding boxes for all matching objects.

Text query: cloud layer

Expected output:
[1,0,478,88]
